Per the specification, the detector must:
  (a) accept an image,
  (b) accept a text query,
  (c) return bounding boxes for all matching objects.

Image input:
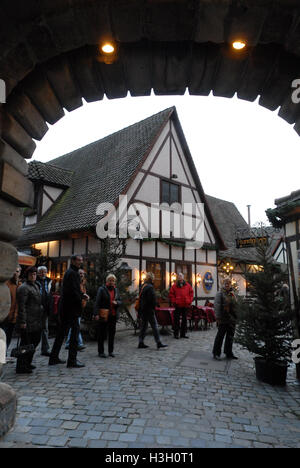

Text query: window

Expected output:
[175,263,192,285]
[146,261,165,292]
[161,180,180,204]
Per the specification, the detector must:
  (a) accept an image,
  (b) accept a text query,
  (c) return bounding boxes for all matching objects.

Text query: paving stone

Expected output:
[2,329,300,449]
[68,438,89,448]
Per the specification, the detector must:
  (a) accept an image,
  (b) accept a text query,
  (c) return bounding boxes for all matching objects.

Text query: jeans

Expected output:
[65,318,84,347]
[139,310,161,344]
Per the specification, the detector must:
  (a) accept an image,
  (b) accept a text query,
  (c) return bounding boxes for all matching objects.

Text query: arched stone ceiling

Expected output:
[1,0,300,160]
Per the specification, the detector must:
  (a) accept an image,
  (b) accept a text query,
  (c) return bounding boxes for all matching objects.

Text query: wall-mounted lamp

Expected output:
[196,273,202,285]
[170,272,177,283]
[98,41,118,64]
[232,40,246,51]
[171,174,178,179]
[141,271,147,282]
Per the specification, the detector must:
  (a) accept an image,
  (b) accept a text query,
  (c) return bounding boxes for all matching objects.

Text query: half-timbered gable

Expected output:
[16,107,226,304]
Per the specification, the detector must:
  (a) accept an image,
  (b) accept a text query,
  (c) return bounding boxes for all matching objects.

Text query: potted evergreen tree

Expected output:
[235,245,294,386]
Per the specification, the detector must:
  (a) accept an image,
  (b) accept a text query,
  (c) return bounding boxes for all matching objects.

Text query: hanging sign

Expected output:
[236,236,268,249]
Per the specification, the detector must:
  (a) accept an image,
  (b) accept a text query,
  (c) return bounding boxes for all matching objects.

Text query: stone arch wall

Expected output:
[1,0,300,320]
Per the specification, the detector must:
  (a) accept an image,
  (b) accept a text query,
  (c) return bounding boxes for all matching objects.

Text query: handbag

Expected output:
[98,308,109,322]
[10,336,35,358]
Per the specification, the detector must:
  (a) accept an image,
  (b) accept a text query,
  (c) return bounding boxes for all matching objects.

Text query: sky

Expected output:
[33,92,300,226]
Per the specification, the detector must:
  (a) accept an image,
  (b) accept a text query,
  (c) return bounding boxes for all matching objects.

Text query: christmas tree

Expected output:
[235,244,294,364]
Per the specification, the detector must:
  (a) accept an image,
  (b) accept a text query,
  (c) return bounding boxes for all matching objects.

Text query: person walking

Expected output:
[1,265,22,353]
[169,273,194,339]
[49,255,88,368]
[94,274,122,358]
[16,267,43,374]
[212,278,238,360]
[36,266,53,357]
[138,272,168,350]
[65,269,87,351]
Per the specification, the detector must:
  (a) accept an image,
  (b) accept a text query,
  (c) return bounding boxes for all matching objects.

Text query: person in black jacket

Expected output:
[16,267,43,374]
[94,274,122,358]
[49,255,89,368]
[36,266,53,357]
[138,272,167,350]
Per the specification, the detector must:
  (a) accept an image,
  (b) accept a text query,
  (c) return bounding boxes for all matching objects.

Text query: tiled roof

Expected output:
[206,195,283,264]
[28,161,73,187]
[18,107,174,244]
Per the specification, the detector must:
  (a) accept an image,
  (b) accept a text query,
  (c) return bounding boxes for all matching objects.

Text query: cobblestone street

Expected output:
[1,326,300,449]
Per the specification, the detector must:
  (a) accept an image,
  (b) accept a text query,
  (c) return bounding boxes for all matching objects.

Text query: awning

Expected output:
[18,251,36,267]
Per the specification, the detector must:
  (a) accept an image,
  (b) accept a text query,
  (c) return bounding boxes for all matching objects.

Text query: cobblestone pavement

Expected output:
[1,326,300,448]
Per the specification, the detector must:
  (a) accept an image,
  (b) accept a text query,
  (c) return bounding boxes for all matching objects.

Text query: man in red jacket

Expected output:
[169,273,194,339]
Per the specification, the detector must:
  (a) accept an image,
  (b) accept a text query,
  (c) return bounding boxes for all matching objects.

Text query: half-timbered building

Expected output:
[16,107,227,305]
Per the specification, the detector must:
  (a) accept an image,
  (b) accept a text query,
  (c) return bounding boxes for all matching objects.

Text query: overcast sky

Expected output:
[33,92,300,226]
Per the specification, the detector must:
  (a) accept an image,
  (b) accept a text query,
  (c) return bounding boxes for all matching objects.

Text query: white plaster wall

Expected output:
[171,123,195,188]
[74,238,86,255]
[157,242,169,259]
[142,241,156,258]
[135,175,160,204]
[172,246,182,260]
[25,215,37,226]
[44,185,63,201]
[125,238,139,256]
[61,239,72,257]
[142,122,170,171]
[171,140,189,185]
[151,138,170,178]
[88,237,101,254]
[49,241,59,258]
[42,193,52,215]
[207,250,217,264]
[184,249,194,261]
[197,249,206,263]
[286,221,296,237]
[34,242,48,256]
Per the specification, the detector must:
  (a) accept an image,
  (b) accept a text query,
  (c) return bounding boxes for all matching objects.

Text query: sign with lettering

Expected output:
[203,271,214,293]
[236,236,268,249]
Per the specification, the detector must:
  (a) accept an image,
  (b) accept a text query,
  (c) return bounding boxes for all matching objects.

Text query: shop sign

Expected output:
[203,271,214,293]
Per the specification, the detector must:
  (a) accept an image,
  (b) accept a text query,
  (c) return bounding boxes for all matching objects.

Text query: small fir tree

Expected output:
[235,244,294,363]
[83,238,138,329]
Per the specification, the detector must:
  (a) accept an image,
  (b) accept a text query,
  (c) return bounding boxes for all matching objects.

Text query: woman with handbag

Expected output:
[15,267,43,374]
[93,274,122,358]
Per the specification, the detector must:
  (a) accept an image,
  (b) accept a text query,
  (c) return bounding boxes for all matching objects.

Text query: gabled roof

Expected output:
[28,161,73,188]
[205,195,258,263]
[206,195,283,264]
[17,107,226,250]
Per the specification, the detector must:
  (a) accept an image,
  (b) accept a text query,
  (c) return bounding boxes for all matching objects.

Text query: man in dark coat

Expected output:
[212,278,238,360]
[138,272,168,350]
[49,255,88,368]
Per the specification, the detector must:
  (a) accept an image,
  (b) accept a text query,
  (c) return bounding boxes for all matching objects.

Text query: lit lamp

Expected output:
[223,262,234,274]
[171,272,177,283]
[99,41,117,64]
[141,271,147,282]
[232,40,246,51]
[196,273,202,285]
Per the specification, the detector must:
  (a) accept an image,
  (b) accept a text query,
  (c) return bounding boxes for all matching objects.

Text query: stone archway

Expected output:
[1,0,300,435]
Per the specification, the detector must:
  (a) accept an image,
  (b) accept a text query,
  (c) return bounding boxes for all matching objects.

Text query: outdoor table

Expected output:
[155,307,175,335]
